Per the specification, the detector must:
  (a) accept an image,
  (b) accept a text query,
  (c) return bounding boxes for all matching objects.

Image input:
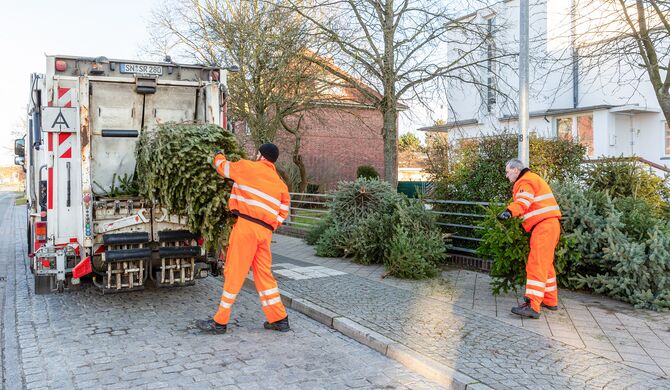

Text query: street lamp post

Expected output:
[518,0,529,166]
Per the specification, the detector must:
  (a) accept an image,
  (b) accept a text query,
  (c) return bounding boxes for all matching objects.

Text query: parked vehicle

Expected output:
[15,55,231,294]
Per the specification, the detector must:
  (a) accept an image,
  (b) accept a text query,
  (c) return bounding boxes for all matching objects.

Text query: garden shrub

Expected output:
[426,133,585,202]
[356,165,380,180]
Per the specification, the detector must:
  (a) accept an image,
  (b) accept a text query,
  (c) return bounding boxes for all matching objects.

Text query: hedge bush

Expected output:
[356,165,380,180]
[308,178,448,279]
[426,133,585,201]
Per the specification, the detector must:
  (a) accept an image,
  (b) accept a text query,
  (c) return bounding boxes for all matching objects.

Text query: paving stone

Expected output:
[271,234,670,390]
[0,194,443,389]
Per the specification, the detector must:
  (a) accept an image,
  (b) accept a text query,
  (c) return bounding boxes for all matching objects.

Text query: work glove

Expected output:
[211,149,225,170]
[497,209,512,221]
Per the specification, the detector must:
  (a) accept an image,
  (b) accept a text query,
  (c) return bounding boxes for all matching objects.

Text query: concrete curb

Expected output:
[278,287,492,390]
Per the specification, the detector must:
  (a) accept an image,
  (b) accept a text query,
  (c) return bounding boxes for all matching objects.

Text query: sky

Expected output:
[0,0,163,166]
[0,0,430,167]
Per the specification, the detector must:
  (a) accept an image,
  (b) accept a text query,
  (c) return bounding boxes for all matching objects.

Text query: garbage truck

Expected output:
[14,55,231,294]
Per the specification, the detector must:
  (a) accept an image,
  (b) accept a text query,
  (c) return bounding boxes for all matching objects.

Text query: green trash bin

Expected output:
[397,181,429,198]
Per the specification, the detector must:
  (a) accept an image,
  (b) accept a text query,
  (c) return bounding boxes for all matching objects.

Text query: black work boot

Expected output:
[511,301,540,319]
[541,302,559,311]
[264,316,290,332]
[195,319,227,334]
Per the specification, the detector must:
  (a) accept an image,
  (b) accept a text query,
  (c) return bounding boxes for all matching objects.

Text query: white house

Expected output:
[419,0,669,170]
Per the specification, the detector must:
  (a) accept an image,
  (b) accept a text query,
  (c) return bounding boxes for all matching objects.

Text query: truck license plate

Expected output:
[120,63,163,76]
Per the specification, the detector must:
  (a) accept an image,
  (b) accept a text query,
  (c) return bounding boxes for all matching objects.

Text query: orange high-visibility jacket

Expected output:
[214,155,290,230]
[507,169,561,232]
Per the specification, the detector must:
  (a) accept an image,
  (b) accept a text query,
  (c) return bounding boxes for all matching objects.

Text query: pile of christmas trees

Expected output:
[135,123,246,248]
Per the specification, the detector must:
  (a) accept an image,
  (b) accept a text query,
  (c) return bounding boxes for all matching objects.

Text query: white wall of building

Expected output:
[433,0,669,170]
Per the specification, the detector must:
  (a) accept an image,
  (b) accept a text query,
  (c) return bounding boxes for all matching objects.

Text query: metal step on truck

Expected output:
[14,55,232,294]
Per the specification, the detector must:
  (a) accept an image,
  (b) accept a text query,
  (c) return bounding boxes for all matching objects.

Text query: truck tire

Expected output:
[34,275,53,295]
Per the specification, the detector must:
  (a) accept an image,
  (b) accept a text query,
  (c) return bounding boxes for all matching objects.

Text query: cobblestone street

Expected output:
[0,191,444,390]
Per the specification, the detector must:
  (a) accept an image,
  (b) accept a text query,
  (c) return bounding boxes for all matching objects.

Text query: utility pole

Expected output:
[518,0,529,166]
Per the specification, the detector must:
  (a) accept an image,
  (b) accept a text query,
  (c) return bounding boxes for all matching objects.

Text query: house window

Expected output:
[556,114,594,156]
[557,117,572,140]
[577,114,593,157]
[486,17,496,113]
[665,122,670,155]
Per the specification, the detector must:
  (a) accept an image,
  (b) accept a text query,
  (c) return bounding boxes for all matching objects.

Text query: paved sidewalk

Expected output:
[270,234,670,389]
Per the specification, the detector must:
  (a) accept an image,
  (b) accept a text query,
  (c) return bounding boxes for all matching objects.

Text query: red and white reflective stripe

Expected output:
[525,289,544,297]
[545,286,557,292]
[57,87,72,107]
[223,161,231,178]
[280,204,289,211]
[526,280,546,288]
[523,205,561,221]
[48,167,54,209]
[277,216,285,224]
[261,297,282,307]
[546,277,556,284]
[58,132,73,159]
[233,183,281,207]
[229,194,279,216]
[47,133,54,209]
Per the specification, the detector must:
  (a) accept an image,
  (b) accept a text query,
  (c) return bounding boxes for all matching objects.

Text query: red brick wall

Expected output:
[233,105,385,192]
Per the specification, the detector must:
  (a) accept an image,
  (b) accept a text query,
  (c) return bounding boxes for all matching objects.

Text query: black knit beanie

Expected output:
[258,143,279,163]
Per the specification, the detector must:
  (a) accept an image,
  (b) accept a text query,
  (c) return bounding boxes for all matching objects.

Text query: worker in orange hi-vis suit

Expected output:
[195,143,291,334]
[497,159,562,319]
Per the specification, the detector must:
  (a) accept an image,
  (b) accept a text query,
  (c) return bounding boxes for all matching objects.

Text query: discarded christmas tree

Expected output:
[135,123,246,248]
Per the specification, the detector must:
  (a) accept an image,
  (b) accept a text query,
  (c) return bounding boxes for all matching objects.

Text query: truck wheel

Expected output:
[34,275,53,295]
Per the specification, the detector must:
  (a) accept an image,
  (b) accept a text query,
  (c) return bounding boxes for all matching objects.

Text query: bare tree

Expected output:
[533,0,670,124]
[286,0,514,186]
[149,0,337,192]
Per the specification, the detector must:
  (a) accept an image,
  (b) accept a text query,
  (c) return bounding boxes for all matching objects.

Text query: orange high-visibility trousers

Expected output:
[213,218,287,325]
[525,217,560,312]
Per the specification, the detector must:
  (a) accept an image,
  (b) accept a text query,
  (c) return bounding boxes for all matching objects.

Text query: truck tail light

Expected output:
[55,60,67,72]
[35,222,47,242]
[41,259,51,268]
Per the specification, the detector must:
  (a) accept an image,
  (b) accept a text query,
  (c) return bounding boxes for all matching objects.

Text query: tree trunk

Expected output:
[382,102,398,187]
[657,92,670,126]
[281,116,308,193]
[382,0,398,188]
[292,135,308,194]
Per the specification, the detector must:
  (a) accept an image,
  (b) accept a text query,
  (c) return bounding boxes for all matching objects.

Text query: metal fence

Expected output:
[283,192,501,256]
[283,193,331,229]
